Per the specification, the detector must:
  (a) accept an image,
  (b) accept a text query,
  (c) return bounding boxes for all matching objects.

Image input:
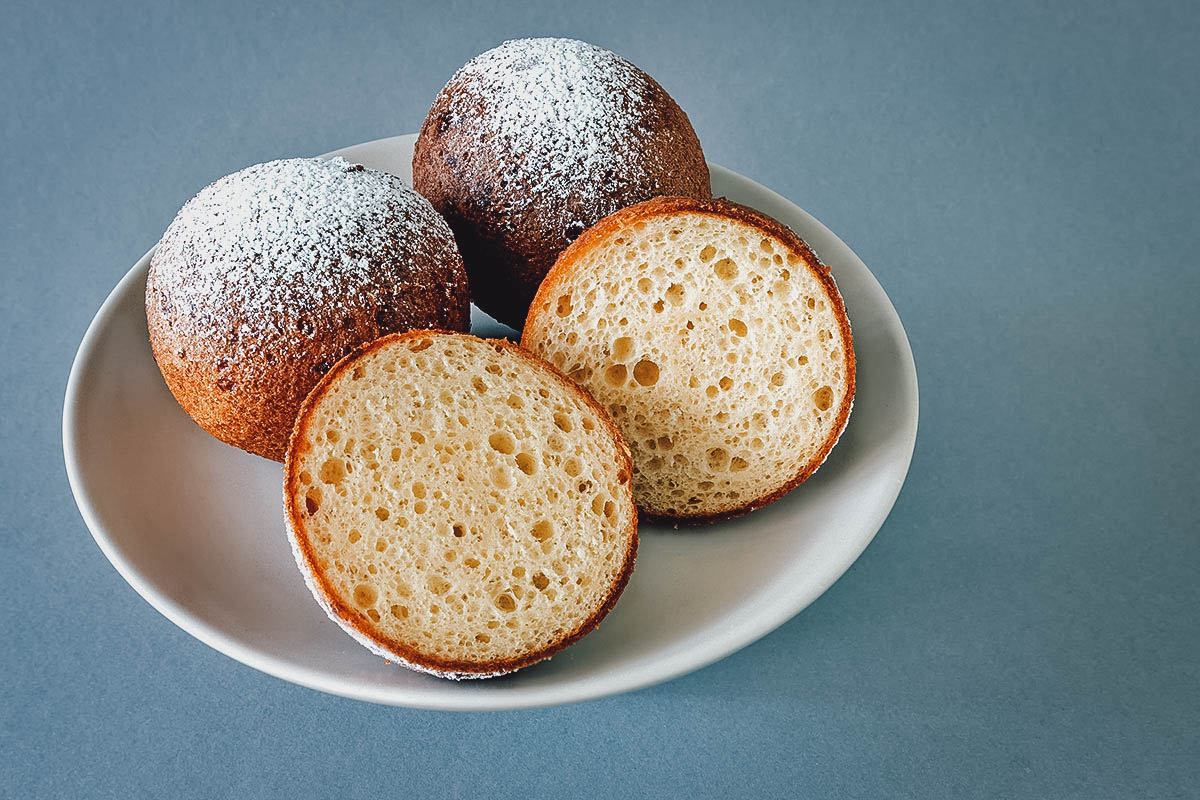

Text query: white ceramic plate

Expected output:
[63,134,917,710]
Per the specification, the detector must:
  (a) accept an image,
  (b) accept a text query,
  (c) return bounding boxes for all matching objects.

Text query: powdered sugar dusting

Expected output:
[436,38,666,225]
[149,157,463,363]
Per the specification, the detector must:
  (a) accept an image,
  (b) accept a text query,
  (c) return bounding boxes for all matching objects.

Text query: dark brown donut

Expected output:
[413,38,711,330]
[146,157,470,461]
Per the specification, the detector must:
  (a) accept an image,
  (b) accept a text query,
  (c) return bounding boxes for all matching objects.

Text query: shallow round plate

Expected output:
[63,134,917,710]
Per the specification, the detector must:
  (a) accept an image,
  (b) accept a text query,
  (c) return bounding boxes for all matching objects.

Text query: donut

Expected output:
[522,197,855,522]
[146,157,470,461]
[413,37,711,329]
[284,331,637,678]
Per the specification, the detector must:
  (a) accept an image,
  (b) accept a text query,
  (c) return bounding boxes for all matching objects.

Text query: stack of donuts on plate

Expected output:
[146,38,854,679]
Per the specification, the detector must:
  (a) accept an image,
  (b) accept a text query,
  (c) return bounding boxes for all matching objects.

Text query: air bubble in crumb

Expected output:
[488,431,516,454]
[516,452,537,475]
[707,447,729,470]
[353,584,377,608]
[633,359,659,386]
[490,466,513,489]
[612,337,634,361]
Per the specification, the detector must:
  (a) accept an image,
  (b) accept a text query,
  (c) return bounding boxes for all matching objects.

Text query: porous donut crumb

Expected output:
[523,197,855,522]
[284,331,637,678]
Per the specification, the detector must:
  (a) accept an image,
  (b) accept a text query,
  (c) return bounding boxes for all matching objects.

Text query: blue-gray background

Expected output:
[3,0,1197,796]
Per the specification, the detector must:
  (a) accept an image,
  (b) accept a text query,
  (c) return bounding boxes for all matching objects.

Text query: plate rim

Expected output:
[63,135,919,710]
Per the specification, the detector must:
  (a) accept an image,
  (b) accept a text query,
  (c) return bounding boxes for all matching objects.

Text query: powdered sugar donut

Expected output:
[413,38,711,329]
[146,157,470,461]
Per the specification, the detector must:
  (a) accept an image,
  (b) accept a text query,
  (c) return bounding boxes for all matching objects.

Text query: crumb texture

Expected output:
[287,333,636,673]
[523,203,853,519]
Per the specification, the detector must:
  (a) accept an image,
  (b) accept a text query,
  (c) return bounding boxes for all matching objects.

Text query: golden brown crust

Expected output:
[284,330,638,676]
[412,40,711,329]
[522,196,856,525]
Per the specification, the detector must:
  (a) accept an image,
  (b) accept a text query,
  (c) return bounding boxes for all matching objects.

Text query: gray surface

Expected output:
[3,0,1197,796]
